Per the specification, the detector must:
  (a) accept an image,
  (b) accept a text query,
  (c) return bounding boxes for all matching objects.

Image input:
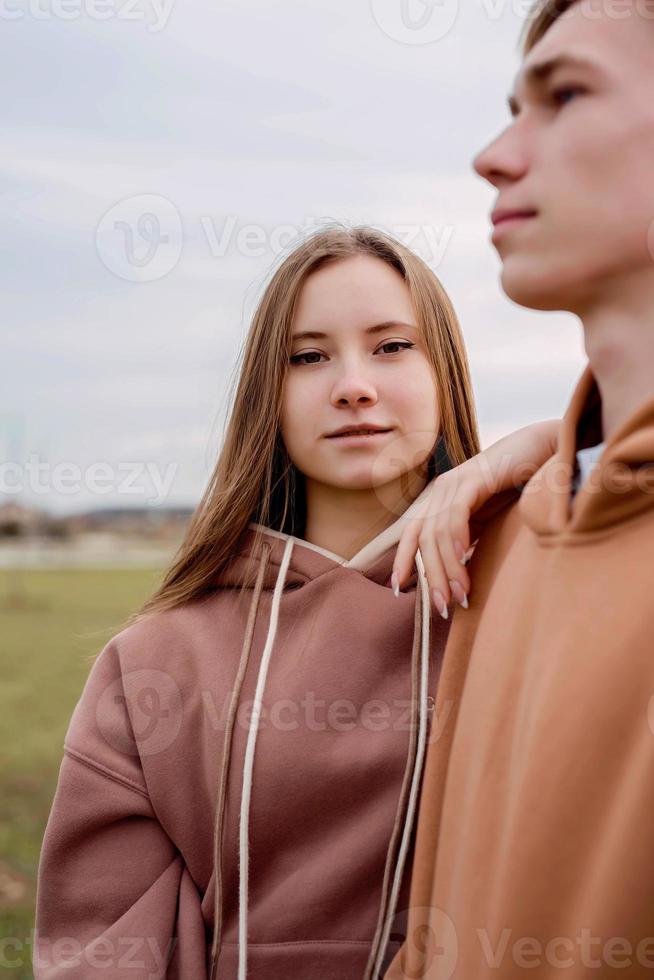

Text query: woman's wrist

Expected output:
[436,453,493,512]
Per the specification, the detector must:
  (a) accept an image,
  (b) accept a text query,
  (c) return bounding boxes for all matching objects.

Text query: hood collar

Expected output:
[218,475,442,592]
[520,363,654,537]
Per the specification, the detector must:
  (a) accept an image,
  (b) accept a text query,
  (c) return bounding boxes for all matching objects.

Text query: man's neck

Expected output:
[580,287,654,443]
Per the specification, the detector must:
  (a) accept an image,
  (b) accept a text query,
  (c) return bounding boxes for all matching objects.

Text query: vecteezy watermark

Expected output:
[478,0,654,23]
[0,0,175,31]
[476,927,654,970]
[95,195,455,282]
[201,691,454,744]
[559,0,654,23]
[370,0,654,41]
[92,667,456,758]
[11,929,177,977]
[0,454,178,506]
[370,0,460,44]
[96,195,183,283]
[519,456,654,498]
[375,434,654,527]
[202,215,453,267]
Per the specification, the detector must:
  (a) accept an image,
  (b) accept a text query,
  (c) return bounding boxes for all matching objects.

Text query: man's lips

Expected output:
[491,208,538,227]
[490,208,538,244]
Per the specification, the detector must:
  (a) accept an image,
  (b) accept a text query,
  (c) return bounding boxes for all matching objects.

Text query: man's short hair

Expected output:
[523,0,654,52]
[522,0,579,53]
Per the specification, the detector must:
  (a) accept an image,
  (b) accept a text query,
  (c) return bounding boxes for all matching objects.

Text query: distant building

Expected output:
[62,506,194,541]
[0,502,47,536]
[0,502,194,542]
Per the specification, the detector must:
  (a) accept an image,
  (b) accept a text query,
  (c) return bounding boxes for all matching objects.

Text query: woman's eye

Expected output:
[289,351,325,365]
[289,342,414,365]
[378,341,415,355]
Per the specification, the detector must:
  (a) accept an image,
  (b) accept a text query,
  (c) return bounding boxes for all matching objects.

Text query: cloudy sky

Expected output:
[2,0,587,515]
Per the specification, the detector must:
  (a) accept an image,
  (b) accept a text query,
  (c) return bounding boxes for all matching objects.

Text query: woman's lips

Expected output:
[327,429,393,444]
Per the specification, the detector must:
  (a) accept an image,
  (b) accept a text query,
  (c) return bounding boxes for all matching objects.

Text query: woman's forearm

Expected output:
[459,418,559,503]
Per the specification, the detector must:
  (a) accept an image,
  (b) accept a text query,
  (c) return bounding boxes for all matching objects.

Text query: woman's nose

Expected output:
[330,369,378,407]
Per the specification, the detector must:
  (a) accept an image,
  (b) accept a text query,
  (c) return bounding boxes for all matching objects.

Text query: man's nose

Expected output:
[473,124,530,189]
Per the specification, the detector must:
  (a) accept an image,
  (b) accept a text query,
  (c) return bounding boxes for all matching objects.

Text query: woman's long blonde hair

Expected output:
[125,224,480,627]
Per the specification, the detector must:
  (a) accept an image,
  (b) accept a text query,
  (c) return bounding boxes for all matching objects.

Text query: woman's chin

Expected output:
[311,468,404,494]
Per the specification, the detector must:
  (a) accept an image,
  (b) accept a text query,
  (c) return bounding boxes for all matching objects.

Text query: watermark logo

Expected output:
[96,669,183,757]
[95,206,454,279]
[370,0,459,44]
[96,194,183,283]
[379,906,458,978]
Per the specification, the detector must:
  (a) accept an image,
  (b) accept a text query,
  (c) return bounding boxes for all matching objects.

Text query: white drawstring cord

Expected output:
[370,548,431,978]
[238,536,294,980]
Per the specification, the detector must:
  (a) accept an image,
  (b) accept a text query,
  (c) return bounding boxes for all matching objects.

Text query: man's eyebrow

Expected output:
[291,321,418,342]
[507,53,602,117]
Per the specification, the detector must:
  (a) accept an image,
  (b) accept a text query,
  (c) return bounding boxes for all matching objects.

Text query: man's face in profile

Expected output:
[473,0,654,315]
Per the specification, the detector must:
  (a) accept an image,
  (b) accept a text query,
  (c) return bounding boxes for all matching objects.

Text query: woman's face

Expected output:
[280,254,440,497]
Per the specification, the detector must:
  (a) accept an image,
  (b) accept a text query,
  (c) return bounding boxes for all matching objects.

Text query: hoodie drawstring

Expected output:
[237,536,295,980]
[210,538,429,980]
[209,541,273,980]
[365,548,432,980]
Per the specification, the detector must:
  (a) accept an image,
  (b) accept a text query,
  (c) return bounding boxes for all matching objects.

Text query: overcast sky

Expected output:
[2,0,587,515]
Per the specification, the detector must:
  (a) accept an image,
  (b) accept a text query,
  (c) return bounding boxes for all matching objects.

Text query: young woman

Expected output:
[33,226,557,980]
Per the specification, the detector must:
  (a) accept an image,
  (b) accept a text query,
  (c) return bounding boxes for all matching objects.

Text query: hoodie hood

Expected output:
[216,476,440,594]
[519,364,654,537]
[209,478,442,980]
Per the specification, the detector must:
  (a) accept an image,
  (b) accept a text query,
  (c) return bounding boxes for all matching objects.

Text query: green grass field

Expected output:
[0,567,165,978]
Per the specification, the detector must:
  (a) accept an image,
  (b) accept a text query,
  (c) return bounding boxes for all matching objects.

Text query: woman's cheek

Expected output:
[282,385,317,461]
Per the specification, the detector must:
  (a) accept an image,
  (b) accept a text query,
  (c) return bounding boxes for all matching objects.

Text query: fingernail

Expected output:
[454,541,466,565]
[449,580,469,610]
[391,571,400,598]
[432,590,449,620]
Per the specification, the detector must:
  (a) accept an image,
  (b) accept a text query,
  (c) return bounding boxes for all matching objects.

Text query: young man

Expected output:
[385,1,654,977]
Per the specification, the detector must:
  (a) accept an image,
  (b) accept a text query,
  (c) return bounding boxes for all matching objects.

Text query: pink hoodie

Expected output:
[34,490,450,979]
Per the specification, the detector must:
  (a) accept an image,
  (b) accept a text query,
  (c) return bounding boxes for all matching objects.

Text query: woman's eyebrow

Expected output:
[292,321,418,342]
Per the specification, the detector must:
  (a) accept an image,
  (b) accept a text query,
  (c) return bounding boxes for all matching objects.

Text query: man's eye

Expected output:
[551,85,585,106]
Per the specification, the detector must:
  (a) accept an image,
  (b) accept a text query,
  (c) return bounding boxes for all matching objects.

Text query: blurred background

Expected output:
[1,0,587,972]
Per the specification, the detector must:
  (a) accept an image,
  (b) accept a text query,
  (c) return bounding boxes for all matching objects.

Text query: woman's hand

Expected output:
[390,419,560,620]
[390,460,481,620]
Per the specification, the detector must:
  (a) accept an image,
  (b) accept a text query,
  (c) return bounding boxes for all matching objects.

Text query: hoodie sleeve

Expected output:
[33,637,208,979]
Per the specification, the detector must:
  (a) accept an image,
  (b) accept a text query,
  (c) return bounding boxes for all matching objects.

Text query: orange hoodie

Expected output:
[385,364,654,980]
